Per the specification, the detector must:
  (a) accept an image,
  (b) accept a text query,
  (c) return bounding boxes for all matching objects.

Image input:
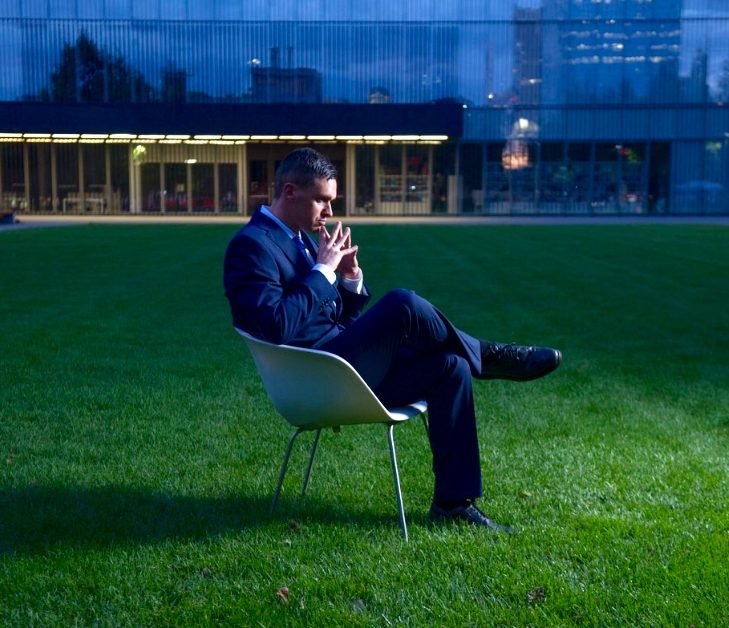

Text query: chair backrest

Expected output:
[237,329,401,429]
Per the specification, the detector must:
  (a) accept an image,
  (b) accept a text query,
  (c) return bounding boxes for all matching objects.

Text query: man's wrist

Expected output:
[341,267,361,281]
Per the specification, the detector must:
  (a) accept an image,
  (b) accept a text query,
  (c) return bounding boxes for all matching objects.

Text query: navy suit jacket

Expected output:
[223,209,371,348]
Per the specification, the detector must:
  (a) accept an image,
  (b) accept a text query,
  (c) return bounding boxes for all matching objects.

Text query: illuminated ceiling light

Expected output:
[165,134,190,140]
[363,135,392,141]
[194,135,221,140]
[419,135,448,141]
[23,133,51,138]
[250,135,278,140]
[0,132,23,138]
[222,135,250,140]
[279,135,306,140]
[159,139,182,144]
[233,140,247,145]
[52,133,80,139]
[184,139,208,144]
[52,138,77,143]
[80,133,109,139]
[79,139,105,143]
[138,134,165,140]
[391,135,419,141]
[307,135,335,140]
[184,158,198,164]
[109,133,137,139]
[211,140,235,145]
[335,135,363,140]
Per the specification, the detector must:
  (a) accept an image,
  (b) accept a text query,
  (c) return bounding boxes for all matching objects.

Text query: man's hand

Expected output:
[317,222,359,275]
[336,229,361,280]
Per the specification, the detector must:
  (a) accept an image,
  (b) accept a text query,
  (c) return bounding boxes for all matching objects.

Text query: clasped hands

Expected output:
[317,221,360,280]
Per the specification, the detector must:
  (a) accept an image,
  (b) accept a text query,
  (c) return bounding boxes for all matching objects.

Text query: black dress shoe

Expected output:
[429,501,513,533]
[480,342,562,381]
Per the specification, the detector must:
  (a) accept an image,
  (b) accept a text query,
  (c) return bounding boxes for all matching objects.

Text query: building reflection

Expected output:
[0,0,728,216]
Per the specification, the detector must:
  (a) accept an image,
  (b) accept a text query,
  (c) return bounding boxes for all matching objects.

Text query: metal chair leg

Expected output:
[386,423,408,541]
[301,428,322,495]
[270,427,304,516]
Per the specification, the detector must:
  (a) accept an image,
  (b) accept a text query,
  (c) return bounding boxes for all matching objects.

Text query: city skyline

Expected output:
[2,0,729,105]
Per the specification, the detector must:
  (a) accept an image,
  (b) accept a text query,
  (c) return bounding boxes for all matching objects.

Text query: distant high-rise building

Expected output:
[684,47,709,103]
[549,0,682,103]
[513,7,543,105]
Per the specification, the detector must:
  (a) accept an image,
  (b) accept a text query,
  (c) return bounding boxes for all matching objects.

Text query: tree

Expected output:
[48,31,152,103]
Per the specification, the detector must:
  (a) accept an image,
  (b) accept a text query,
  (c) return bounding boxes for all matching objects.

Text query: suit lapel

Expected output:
[251,210,302,268]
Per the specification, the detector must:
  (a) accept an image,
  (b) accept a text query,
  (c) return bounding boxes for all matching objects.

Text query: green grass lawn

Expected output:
[1,223,727,626]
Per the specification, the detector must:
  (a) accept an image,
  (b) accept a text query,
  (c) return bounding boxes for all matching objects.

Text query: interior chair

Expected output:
[237,328,428,541]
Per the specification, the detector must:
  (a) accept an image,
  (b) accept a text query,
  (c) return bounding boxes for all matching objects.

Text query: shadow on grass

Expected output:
[0,484,420,556]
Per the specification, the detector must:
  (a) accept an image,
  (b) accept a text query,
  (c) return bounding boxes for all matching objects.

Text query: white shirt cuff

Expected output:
[340,271,364,294]
[312,264,364,294]
[312,263,336,285]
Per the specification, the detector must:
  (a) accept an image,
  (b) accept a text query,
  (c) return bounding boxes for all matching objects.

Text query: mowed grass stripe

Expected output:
[1,224,727,626]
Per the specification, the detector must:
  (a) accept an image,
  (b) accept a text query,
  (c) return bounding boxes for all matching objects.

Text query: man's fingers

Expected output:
[329,221,342,242]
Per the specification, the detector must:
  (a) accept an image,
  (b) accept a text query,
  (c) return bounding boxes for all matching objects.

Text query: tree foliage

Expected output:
[48,31,153,103]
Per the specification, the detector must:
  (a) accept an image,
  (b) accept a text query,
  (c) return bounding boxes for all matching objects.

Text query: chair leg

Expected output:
[270,427,304,516]
[386,423,409,542]
[301,428,322,496]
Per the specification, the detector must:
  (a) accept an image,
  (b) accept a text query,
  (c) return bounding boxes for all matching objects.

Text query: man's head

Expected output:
[270,148,338,233]
[273,148,337,199]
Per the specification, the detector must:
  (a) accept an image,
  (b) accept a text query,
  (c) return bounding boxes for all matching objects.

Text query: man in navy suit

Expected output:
[224,148,561,531]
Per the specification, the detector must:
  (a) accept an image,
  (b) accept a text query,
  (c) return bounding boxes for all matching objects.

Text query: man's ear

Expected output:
[282,182,297,199]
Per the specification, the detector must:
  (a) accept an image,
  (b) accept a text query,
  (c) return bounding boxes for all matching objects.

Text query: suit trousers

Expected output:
[321,289,483,502]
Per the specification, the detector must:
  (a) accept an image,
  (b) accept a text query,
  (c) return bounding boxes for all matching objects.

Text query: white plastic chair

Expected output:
[236,328,428,541]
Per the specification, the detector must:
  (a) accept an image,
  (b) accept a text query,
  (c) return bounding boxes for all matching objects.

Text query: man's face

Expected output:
[282,176,337,233]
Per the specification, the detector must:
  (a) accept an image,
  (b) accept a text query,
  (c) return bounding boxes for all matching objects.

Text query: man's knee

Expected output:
[381,288,417,309]
[380,288,435,318]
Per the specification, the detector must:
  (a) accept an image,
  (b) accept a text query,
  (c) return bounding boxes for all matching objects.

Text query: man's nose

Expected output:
[323,202,333,216]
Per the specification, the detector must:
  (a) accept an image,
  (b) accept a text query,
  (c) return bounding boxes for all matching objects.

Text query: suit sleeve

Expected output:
[224,232,368,346]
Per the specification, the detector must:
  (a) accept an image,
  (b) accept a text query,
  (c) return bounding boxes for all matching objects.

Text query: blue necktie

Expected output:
[294,235,313,265]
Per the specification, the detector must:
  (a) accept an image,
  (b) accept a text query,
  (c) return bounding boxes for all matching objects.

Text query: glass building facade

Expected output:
[1,0,728,216]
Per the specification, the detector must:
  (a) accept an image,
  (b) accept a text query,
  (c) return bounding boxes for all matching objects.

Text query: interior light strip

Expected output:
[3,133,449,144]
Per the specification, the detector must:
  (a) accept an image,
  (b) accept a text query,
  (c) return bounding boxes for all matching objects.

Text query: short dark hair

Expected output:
[273,148,337,198]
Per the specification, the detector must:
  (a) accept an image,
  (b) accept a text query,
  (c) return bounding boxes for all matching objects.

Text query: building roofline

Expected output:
[0,101,463,138]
